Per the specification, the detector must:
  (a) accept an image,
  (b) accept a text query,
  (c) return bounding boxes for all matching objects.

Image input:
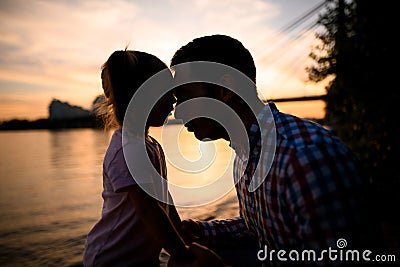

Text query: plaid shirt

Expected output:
[199,102,365,255]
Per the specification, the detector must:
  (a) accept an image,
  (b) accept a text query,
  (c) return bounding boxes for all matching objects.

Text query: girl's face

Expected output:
[147,90,176,127]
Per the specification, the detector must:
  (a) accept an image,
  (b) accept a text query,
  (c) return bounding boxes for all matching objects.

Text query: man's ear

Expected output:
[218,74,235,102]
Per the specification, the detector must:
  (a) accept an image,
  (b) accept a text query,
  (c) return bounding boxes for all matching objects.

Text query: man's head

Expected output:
[171,34,256,83]
[170,34,260,141]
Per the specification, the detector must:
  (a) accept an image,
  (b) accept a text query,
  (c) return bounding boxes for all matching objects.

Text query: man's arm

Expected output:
[180,216,255,246]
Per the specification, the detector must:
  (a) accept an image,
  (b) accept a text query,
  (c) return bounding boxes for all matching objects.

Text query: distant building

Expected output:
[90,94,106,115]
[49,99,91,121]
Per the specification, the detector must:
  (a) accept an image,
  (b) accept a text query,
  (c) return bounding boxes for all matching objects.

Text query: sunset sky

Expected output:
[0,0,329,120]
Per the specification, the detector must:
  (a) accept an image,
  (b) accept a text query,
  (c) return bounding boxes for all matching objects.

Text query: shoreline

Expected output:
[0,116,185,131]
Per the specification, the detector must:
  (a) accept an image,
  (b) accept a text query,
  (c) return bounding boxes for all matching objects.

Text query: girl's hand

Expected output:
[170,244,193,263]
[168,243,226,267]
[179,219,202,243]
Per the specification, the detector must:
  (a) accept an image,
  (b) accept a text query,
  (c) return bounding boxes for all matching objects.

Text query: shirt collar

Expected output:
[230,101,278,154]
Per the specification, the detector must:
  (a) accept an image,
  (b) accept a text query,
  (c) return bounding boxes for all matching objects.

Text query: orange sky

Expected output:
[0,0,328,121]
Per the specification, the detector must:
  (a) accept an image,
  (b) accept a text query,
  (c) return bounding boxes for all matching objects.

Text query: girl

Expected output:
[83,50,190,267]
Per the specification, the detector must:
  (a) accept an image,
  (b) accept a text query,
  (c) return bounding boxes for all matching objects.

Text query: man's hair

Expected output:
[171,34,257,84]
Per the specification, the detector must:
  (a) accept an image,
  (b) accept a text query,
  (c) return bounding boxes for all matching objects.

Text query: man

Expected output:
[168,34,374,267]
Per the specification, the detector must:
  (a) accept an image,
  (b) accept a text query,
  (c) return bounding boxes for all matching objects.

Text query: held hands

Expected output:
[168,242,226,267]
[179,219,203,243]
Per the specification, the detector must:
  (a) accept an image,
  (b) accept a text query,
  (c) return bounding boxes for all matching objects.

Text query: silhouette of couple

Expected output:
[83,34,377,267]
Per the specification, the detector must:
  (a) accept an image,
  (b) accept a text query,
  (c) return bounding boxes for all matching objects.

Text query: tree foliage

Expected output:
[307,0,398,218]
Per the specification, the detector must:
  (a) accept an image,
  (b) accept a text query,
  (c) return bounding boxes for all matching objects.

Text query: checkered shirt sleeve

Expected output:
[197,216,255,246]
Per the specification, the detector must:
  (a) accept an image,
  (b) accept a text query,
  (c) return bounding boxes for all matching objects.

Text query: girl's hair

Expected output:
[98,50,168,129]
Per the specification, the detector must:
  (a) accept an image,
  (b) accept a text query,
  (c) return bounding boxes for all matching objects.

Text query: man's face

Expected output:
[173,82,227,141]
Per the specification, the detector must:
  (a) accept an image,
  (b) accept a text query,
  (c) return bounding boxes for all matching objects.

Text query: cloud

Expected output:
[0,0,325,119]
[0,0,144,117]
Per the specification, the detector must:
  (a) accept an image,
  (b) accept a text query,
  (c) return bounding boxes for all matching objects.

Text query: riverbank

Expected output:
[0,116,101,131]
[0,116,325,131]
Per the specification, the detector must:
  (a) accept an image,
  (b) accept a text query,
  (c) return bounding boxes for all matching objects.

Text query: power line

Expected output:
[258,20,318,66]
[257,1,328,100]
[279,0,327,33]
[256,1,326,63]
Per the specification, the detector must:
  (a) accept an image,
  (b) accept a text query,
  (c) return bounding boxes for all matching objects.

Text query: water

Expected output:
[0,126,239,266]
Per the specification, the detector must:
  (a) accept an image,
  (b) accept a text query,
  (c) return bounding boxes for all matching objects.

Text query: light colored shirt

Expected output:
[83,129,168,267]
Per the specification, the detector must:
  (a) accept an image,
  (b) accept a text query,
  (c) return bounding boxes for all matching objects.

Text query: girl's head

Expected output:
[100,50,175,129]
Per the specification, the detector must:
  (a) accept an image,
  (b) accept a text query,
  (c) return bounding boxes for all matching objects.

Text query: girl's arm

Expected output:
[166,191,182,231]
[128,185,192,261]
[168,204,182,231]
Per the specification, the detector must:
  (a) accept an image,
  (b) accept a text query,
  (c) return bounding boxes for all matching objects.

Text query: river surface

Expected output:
[0,126,239,266]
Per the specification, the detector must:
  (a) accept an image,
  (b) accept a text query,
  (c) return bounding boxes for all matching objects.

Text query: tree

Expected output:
[307,0,399,222]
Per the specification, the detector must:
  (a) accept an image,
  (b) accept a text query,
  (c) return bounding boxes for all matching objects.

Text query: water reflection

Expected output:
[0,127,238,266]
[150,125,237,206]
[0,129,111,266]
[49,129,111,179]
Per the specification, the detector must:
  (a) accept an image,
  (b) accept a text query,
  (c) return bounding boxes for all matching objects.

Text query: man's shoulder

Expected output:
[273,111,336,149]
